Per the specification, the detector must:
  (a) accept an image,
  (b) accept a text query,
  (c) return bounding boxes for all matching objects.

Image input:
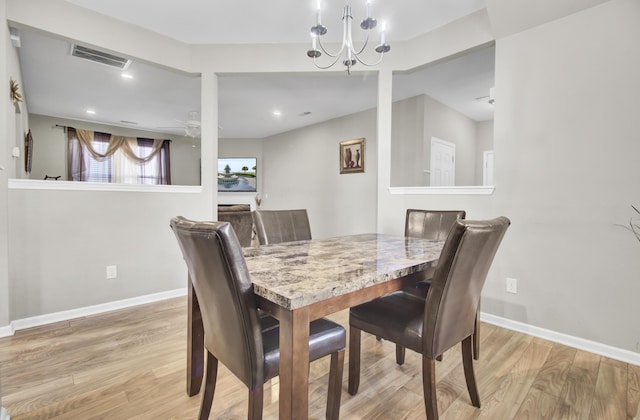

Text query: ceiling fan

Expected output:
[158,110,201,138]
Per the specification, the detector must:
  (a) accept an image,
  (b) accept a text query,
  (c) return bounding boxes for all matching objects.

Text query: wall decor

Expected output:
[217,157,257,192]
[10,77,22,113]
[339,138,365,174]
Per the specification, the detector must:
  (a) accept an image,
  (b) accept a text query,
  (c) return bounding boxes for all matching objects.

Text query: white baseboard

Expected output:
[0,325,13,338]
[481,312,640,366]
[1,407,10,420]
[0,288,187,338]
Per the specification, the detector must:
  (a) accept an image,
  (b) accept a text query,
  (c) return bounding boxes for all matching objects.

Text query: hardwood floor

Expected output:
[1,297,638,419]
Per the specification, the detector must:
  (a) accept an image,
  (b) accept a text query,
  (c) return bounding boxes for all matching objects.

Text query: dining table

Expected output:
[185,233,444,420]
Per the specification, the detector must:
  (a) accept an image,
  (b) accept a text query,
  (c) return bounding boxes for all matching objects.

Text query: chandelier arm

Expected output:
[350,31,371,56]
[317,35,346,58]
[313,53,345,69]
[353,51,386,67]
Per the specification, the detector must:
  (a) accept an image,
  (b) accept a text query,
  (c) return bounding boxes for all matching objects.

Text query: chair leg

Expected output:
[462,336,481,408]
[326,349,345,420]
[248,385,264,420]
[422,356,438,420]
[473,304,481,360]
[396,344,406,365]
[348,326,361,395]
[199,351,218,420]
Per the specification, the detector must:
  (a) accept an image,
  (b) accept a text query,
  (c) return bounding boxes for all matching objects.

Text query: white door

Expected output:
[483,150,494,186]
[430,137,455,186]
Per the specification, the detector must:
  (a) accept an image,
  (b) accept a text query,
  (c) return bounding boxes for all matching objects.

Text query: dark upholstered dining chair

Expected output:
[402,209,466,298]
[405,209,467,242]
[395,210,472,364]
[348,217,510,420]
[170,217,345,420]
[218,204,253,247]
[252,209,312,245]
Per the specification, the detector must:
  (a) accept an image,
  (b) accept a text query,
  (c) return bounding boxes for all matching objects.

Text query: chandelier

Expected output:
[307,0,391,74]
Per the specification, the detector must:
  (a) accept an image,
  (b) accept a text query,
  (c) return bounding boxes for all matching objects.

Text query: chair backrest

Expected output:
[170,217,265,389]
[423,217,510,359]
[405,209,466,241]
[252,209,312,245]
[218,205,253,247]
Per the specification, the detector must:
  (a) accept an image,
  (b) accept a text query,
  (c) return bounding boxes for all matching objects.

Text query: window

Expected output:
[85,133,112,183]
[67,128,171,184]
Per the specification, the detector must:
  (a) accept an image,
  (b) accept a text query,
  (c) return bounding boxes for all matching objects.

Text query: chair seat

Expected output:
[263,317,346,382]
[350,291,425,354]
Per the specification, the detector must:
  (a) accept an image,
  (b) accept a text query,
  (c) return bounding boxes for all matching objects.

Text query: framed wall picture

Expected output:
[339,138,365,174]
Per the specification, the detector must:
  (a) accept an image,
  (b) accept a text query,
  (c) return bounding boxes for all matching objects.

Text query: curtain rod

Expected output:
[53,124,172,141]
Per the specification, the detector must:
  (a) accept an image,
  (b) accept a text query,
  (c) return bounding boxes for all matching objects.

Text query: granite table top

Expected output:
[243,233,444,310]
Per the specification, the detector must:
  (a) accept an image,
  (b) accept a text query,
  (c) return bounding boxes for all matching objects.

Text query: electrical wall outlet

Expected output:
[506,277,517,294]
[106,265,117,279]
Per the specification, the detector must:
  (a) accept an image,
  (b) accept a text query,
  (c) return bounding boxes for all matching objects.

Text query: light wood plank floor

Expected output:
[1,297,638,419]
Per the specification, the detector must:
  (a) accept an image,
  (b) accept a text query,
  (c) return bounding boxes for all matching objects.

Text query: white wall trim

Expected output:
[481,312,640,366]
[0,407,10,420]
[0,325,14,338]
[388,186,495,195]
[2,288,187,336]
[8,179,202,193]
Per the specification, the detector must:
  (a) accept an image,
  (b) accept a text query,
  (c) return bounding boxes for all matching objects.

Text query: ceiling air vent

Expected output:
[71,44,131,69]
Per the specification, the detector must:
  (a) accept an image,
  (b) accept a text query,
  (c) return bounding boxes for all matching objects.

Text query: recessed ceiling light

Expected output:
[121,73,134,80]
[86,109,96,115]
[273,110,282,117]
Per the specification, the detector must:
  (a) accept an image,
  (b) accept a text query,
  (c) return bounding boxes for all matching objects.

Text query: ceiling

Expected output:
[16,1,493,139]
[62,0,487,45]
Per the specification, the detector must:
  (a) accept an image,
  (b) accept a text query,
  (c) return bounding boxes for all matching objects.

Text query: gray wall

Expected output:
[390,94,480,187]
[3,0,639,360]
[261,108,378,239]
[7,188,208,319]
[27,114,201,185]
[390,95,424,187]
[378,0,640,352]
[475,120,494,184]
[1,0,11,331]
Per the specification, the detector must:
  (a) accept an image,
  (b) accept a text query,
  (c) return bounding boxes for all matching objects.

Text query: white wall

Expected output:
[261,109,378,239]
[26,114,201,185]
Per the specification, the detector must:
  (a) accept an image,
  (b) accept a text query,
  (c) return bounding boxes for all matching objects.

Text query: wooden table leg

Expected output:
[278,307,310,420]
[187,275,205,396]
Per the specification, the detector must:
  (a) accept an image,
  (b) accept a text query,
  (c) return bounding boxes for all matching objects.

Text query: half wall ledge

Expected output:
[389,186,494,195]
